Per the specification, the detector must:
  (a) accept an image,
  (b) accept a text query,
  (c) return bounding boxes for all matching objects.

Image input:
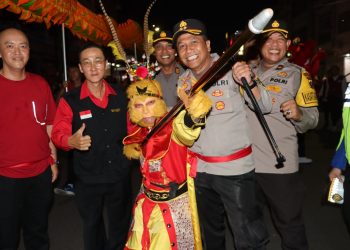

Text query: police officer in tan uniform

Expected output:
[153,30,184,110]
[234,20,319,250]
[174,19,271,250]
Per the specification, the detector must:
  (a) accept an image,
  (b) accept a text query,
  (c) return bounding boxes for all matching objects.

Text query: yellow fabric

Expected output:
[125,198,172,250]
[186,162,203,250]
[295,69,318,107]
[123,143,141,160]
[186,90,213,120]
[172,110,201,147]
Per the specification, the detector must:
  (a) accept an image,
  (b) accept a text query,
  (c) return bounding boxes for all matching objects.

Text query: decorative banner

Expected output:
[0,0,143,48]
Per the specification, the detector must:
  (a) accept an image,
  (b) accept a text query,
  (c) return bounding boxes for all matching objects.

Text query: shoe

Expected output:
[54,183,75,196]
[299,157,312,164]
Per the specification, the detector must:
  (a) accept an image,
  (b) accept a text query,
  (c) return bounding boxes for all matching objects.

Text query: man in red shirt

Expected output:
[0,27,58,250]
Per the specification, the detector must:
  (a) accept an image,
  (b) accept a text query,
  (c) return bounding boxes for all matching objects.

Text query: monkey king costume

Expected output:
[123,79,212,250]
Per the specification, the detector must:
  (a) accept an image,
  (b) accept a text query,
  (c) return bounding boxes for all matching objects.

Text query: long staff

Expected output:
[241,78,286,168]
[143,8,274,144]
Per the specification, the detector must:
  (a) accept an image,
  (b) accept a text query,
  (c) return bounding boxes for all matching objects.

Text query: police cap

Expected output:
[261,19,289,39]
[173,19,207,45]
[153,30,173,46]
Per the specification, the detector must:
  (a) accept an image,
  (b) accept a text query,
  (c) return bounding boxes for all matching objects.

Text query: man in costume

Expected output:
[123,77,212,250]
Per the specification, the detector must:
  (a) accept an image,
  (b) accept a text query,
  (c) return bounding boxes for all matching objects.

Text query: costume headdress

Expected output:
[99,0,159,83]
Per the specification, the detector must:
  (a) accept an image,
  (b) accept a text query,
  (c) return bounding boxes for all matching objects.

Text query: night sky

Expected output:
[118,0,277,52]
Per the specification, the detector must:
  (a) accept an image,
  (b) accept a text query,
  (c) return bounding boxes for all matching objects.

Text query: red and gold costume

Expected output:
[123,79,211,250]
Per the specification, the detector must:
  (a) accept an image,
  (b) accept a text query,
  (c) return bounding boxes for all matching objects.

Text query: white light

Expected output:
[345,53,350,58]
[116,64,121,67]
[154,27,160,32]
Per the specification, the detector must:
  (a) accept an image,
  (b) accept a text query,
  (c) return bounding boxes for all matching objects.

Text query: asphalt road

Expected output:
[20,115,350,250]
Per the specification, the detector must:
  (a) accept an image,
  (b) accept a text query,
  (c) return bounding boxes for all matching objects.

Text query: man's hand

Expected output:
[329,168,343,182]
[68,123,92,150]
[232,62,253,86]
[280,99,303,122]
[51,164,59,183]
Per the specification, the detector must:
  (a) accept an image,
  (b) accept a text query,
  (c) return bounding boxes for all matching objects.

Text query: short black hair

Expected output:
[78,42,106,59]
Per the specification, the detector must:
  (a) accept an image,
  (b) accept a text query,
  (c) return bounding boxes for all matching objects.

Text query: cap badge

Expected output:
[160,31,167,38]
[272,20,280,28]
[179,20,188,31]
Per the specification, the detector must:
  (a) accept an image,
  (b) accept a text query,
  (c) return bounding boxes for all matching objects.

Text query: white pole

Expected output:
[134,42,137,59]
[61,24,68,91]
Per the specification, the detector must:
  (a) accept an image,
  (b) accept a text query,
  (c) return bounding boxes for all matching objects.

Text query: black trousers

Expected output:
[75,179,132,250]
[195,171,268,250]
[0,167,52,250]
[256,172,308,250]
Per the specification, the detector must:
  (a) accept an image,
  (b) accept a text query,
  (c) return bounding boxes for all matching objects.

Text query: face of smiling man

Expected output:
[0,28,30,75]
[153,41,176,67]
[260,32,291,69]
[176,33,212,76]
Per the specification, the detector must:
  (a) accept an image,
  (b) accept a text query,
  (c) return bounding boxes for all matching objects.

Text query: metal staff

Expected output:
[142,8,274,144]
[241,78,286,168]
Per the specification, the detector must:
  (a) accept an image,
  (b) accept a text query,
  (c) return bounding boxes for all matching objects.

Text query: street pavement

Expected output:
[20,122,350,249]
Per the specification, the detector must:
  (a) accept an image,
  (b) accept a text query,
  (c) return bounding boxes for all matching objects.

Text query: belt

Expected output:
[188,145,252,177]
[191,145,252,163]
[143,182,187,202]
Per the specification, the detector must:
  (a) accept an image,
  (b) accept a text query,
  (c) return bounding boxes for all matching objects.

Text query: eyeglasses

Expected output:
[80,59,105,69]
[32,101,47,125]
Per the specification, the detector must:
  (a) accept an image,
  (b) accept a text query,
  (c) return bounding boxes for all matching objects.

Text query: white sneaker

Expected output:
[299,157,312,164]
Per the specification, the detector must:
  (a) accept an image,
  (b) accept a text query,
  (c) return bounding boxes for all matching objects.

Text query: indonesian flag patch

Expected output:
[79,110,92,120]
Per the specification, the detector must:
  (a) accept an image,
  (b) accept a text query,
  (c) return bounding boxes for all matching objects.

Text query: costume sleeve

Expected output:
[172,110,201,147]
[51,98,73,151]
[331,138,347,170]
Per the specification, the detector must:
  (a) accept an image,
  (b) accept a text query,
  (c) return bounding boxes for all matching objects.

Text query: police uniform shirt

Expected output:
[155,63,184,109]
[178,54,272,176]
[248,58,319,174]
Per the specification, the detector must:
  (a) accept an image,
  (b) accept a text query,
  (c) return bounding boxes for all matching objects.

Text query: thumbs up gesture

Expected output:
[68,123,92,151]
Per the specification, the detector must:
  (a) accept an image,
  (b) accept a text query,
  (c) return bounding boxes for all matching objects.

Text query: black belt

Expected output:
[143,182,187,201]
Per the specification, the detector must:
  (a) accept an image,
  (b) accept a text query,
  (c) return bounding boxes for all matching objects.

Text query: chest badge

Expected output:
[215,101,225,110]
[212,90,223,97]
[79,110,92,120]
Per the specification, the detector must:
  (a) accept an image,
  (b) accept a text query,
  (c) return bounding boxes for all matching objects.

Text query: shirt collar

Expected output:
[80,79,116,100]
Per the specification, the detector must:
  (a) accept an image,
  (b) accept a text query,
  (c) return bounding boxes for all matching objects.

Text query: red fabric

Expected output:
[123,120,188,189]
[0,73,56,178]
[52,80,116,150]
[80,80,116,108]
[188,146,252,177]
[141,196,156,249]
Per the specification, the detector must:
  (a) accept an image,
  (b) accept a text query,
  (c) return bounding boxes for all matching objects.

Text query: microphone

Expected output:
[248,8,274,34]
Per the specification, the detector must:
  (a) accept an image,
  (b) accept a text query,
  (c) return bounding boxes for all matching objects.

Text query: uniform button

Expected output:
[104,128,108,132]
[171,243,175,247]
[106,145,110,148]
[162,209,167,213]
[108,160,112,164]
[167,224,171,228]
